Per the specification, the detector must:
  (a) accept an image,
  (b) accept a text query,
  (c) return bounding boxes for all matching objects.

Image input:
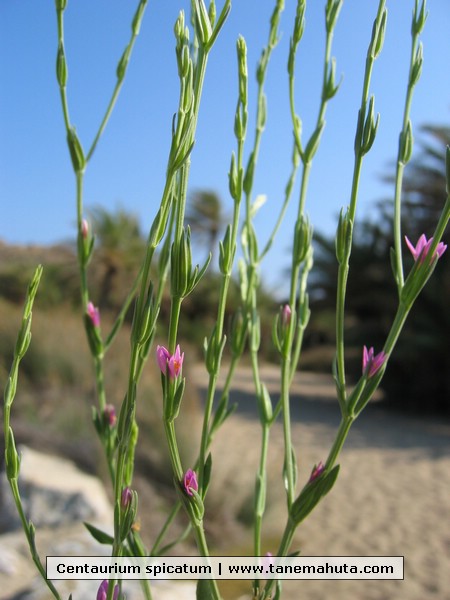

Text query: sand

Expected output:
[191,363,450,600]
[2,364,449,600]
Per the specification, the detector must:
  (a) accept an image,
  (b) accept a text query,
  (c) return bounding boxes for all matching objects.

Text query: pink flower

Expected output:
[156,345,171,374]
[183,468,198,496]
[97,580,119,600]
[103,404,117,427]
[282,304,292,326]
[121,487,133,509]
[362,345,386,378]
[168,344,184,378]
[262,552,274,572]
[87,301,100,327]
[405,234,447,263]
[81,218,89,239]
[309,461,325,482]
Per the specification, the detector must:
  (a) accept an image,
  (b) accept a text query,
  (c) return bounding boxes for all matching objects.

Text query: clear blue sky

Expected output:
[1,1,450,295]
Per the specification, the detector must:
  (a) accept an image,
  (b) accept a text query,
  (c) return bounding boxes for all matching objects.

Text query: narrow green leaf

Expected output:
[196,578,216,600]
[83,522,114,546]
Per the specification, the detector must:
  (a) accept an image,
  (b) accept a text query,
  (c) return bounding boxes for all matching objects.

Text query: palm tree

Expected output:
[185,189,225,258]
[89,206,145,309]
[312,124,450,413]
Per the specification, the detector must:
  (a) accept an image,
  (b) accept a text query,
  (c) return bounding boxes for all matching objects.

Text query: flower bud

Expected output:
[303,120,325,162]
[237,36,248,105]
[281,304,292,327]
[118,487,138,542]
[87,302,100,328]
[56,42,67,88]
[121,486,133,510]
[183,468,198,496]
[326,0,342,33]
[117,47,131,82]
[230,308,247,357]
[412,0,428,35]
[132,0,147,36]
[335,208,353,265]
[355,96,379,156]
[309,461,325,483]
[97,580,119,600]
[293,216,312,266]
[67,127,85,173]
[170,228,192,298]
[410,42,423,87]
[399,120,413,165]
[103,404,117,428]
[192,0,212,46]
[84,305,103,358]
[323,57,340,100]
[5,427,20,481]
[369,7,387,59]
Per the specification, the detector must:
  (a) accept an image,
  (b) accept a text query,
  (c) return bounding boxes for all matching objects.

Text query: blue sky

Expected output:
[1,1,450,295]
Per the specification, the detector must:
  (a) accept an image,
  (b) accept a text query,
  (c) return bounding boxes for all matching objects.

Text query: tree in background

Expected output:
[89,206,145,309]
[185,189,226,259]
[311,124,450,414]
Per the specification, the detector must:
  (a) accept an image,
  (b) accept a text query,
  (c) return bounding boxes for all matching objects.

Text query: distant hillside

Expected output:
[0,240,78,306]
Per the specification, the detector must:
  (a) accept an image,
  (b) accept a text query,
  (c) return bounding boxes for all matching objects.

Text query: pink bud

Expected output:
[103,404,117,427]
[282,304,292,326]
[87,301,100,328]
[156,345,171,374]
[262,552,274,573]
[183,469,198,496]
[121,487,133,509]
[81,219,89,239]
[97,580,119,600]
[309,461,325,482]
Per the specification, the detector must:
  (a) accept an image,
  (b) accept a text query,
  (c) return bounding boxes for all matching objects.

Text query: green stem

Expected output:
[393,8,425,292]
[325,414,354,470]
[9,480,63,600]
[164,420,184,481]
[86,0,149,162]
[253,422,270,596]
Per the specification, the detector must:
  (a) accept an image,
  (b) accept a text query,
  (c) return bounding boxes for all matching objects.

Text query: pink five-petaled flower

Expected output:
[156,345,184,378]
[362,346,387,378]
[405,234,447,263]
[168,344,184,378]
[309,461,325,483]
[87,301,100,328]
[97,579,119,600]
[183,468,198,497]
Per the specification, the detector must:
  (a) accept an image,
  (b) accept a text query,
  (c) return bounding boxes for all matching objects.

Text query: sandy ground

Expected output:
[2,364,449,600]
[191,363,450,600]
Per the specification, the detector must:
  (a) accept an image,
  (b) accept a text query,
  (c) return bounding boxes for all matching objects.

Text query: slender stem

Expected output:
[393,6,425,292]
[164,421,184,481]
[253,422,270,596]
[86,0,149,162]
[280,351,295,507]
[151,503,182,555]
[9,480,63,600]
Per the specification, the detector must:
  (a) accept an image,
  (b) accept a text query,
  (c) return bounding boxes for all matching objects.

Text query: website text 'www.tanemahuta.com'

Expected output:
[47,556,404,580]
